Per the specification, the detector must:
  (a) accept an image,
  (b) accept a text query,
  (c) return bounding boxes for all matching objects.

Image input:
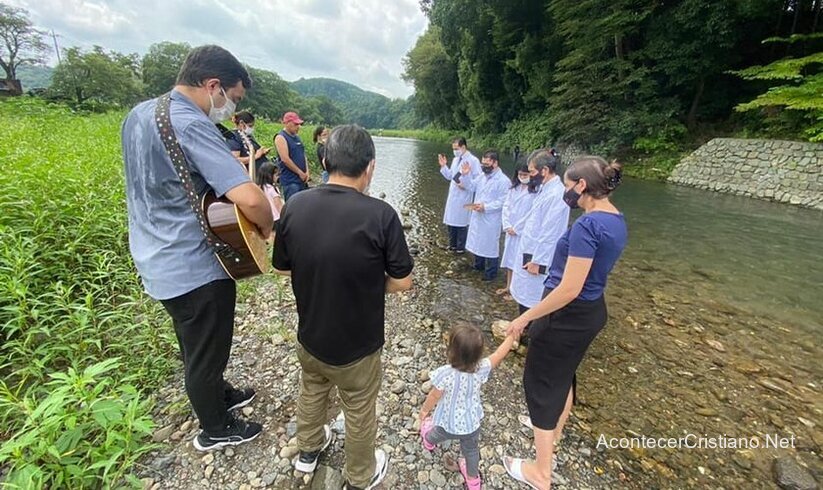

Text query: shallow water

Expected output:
[368,136,823,487]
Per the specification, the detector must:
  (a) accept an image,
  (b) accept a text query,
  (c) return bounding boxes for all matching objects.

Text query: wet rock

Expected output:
[704,339,726,352]
[773,457,818,490]
[312,465,345,490]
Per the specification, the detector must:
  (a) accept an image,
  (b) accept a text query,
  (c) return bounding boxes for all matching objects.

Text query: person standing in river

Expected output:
[273,124,414,490]
[502,156,627,490]
[438,137,481,254]
[510,150,569,326]
[460,149,510,281]
[498,160,538,297]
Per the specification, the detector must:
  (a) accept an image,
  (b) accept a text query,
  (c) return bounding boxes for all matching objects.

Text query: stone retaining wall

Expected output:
[669,138,823,210]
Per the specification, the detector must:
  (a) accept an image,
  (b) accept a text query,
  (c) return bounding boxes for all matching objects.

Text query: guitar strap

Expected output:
[154,92,243,265]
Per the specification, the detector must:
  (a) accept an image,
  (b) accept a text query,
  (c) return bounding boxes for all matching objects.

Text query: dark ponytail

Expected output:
[565,156,623,198]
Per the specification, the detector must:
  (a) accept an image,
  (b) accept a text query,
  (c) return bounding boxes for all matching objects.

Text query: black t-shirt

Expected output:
[227,130,269,168]
[272,184,414,365]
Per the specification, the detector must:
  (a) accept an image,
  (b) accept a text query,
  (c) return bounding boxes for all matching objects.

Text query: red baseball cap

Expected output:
[282,112,303,124]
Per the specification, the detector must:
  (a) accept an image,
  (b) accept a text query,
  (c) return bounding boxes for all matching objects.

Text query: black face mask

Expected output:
[481,165,494,174]
[563,188,581,209]
[529,173,543,187]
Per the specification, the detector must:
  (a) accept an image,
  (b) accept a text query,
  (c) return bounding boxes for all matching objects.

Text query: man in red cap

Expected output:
[275,111,309,201]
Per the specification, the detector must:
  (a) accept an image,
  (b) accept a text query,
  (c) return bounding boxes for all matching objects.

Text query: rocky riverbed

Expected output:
[137,275,626,489]
[137,227,821,489]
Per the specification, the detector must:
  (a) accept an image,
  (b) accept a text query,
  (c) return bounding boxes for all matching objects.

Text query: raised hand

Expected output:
[460,161,471,175]
[438,154,448,167]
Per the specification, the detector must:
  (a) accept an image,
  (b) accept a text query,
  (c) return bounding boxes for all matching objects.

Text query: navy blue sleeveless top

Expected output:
[277,129,307,186]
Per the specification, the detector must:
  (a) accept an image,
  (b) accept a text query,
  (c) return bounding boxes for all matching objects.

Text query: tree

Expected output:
[142,41,191,97]
[733,34,823,141]
[0,5,48,83]
[402,26,463,128]
[49,46,143,107]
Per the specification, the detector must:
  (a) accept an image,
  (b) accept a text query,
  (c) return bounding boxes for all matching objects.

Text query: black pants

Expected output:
[161,279,236,433]
[448,225,468,251]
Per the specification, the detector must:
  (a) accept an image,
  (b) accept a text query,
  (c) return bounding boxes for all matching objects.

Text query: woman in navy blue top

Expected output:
[503,156,627,490]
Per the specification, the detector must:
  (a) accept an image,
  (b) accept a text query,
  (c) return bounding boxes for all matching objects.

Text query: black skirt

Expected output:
[523,289,607,430]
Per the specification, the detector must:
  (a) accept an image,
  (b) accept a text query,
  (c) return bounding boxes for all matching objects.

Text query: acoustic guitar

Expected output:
[201,130,270,280]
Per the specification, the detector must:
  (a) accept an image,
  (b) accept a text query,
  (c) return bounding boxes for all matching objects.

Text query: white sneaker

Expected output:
[292,424,332,473]
[342,449,389,490]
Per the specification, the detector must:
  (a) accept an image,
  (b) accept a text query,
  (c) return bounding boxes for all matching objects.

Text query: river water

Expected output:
[368,136,823,487]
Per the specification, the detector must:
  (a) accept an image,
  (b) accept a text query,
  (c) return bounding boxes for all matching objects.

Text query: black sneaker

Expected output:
[192,418,262,451]
[292,424,332,473]
[342,449,389,490]
[225,387,255,411]
[455,249,466,254]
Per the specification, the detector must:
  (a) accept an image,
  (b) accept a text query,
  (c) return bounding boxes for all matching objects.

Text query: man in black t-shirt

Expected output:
[273,125,413,490]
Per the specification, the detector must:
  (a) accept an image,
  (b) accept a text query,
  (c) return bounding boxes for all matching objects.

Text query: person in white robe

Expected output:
[461,150,511,281]
[510,150,570,321]
[498,160,537,296]
[438,137,481,253]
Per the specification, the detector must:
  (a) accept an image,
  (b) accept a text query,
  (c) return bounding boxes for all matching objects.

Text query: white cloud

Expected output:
[8,0,428,98]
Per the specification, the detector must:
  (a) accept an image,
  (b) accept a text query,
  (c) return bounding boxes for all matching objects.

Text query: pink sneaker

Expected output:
[419,417,436,451]
[458,457,482,490]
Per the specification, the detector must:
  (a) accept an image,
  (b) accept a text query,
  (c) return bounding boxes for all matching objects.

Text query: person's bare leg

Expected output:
[553,387,574,445]
[519,426,555,489]
[496,269,512,295]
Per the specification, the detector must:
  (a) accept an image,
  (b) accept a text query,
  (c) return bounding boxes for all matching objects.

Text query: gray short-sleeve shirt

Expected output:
[122,90,250,300]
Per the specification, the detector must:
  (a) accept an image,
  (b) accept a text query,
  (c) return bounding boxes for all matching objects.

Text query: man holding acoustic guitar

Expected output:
[122,45,273,451]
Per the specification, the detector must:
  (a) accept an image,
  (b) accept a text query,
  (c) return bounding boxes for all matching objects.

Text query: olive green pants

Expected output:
[296,345,382,487]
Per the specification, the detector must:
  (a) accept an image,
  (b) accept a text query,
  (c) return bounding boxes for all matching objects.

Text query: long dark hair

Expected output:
[313,126,326,143]
[256,161,277,188]
[510,160,529,189]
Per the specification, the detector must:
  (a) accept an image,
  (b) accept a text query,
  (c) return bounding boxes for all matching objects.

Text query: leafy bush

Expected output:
[0,97,176,487]
[0,359,156,489]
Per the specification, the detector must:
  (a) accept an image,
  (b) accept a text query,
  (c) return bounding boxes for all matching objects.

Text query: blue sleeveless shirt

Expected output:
[277,129,307,186]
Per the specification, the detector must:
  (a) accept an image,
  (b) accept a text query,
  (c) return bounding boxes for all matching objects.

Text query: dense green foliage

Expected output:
[49,46,143,109]
[291,77,421,129]
[0,97,175,487]
[405,0,822,161]
[733,33,823,141]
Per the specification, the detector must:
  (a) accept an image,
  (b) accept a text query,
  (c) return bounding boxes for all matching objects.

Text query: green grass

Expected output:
[0,97,176,488]
[369,127,456,144]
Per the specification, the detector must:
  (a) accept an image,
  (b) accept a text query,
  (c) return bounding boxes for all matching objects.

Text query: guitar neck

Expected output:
[238,131,256,181]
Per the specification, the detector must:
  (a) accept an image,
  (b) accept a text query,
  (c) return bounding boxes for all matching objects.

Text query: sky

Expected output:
[7,0,428,99]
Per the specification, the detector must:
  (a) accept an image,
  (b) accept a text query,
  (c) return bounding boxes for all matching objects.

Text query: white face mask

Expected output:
[243,127,254,136]
[453,149,462,158]
[208,86,236,123]
[518,176,530,185]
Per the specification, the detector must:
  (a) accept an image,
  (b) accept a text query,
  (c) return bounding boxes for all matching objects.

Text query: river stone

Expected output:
[773,457,818,490]
[391,380,406,394]
[279,445,299,459]
[312,465,344,490]
[152,424,174,442]
[430,469,447,487]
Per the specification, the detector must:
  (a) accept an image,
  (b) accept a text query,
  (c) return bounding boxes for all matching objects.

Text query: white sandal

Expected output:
[502,457,540,490]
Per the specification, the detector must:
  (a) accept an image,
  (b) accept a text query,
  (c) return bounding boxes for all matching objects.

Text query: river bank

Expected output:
[136,232,821,489]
